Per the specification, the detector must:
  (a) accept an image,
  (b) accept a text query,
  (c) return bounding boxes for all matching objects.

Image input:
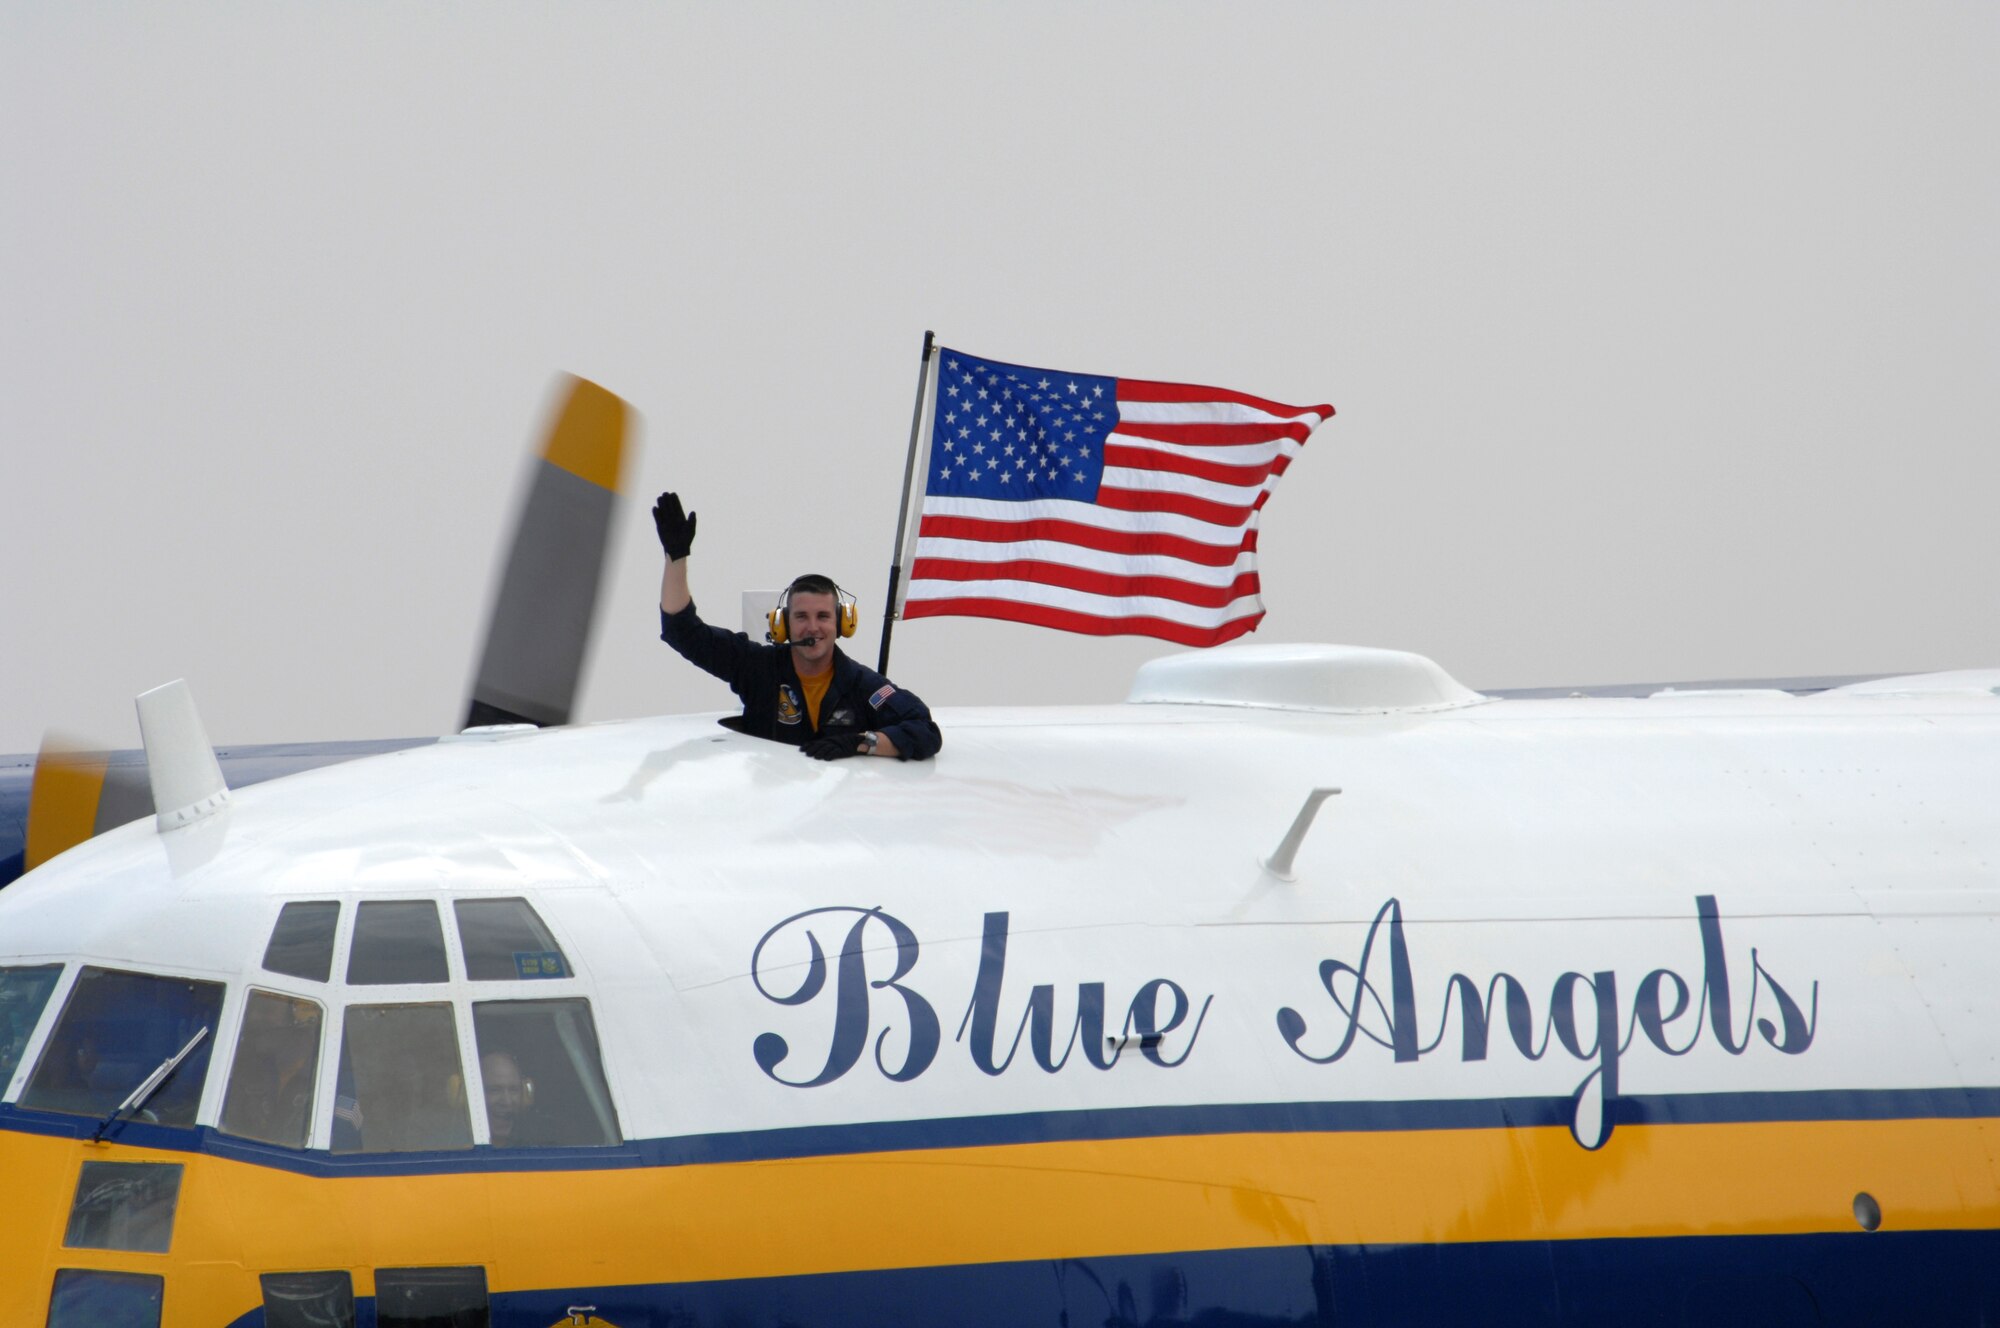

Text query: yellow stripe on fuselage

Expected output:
[4,1116,1997,1327]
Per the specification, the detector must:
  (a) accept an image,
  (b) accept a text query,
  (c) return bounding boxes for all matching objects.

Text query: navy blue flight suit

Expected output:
[659,604,942,760]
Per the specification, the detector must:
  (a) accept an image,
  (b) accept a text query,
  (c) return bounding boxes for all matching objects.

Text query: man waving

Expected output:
[653,492,942,761]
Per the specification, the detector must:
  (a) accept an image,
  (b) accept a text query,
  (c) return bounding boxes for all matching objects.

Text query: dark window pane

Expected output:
[22,968,224,1125]
[263,902,340,982]
[220,992,322,1148]
[0,963,63,1091]
[376,1266,488,1328]
[347,901,448,985]
[331,1004,469,1153]
[472,999,620,1148]
[454,898,569,981]
[260,1270,355,1328]
[48,1270,163,1328]
[63,1161,183,1253]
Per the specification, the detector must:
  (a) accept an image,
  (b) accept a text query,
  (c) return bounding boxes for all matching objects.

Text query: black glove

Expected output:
[801,730,865,761]
[652,491,697,561]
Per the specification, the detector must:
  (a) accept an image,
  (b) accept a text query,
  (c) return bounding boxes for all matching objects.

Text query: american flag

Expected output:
[901,348,1333,646]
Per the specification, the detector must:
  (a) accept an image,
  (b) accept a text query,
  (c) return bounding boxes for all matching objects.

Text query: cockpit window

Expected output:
[21,968,223,1126]
[0,963,63,1093]
[454,898,569,981]
[472,999,619,1147]
[346,901,449,986]
[263,902,340,983]
[261,1271,355,1328]
[64,1161,183,1253]
[219,992,323,1148]
[47,1270,164,1328]
[375,1266,488,1328]
[260,1271,355,1328]
[331,1003,470,1153]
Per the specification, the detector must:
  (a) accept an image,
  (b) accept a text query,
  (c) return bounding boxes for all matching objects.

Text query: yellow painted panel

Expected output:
[537,1117,2000,1283]
[0,1131,79,1325]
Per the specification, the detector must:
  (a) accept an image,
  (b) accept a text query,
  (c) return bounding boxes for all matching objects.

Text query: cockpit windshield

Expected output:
[262,902,339,983]
[219,992,324,1148]
[471,998,619,1147]
[21,968,224,1126]
[454,898,570,981]
[332,1003,471,1153]
[0,963,62,1093]
[347,902,449,986]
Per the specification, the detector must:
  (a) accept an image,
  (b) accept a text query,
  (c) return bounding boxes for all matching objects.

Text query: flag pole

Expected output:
[878,329,936,674]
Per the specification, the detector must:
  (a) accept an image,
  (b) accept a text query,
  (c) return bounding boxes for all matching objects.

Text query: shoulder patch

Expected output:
[868,683,896,709]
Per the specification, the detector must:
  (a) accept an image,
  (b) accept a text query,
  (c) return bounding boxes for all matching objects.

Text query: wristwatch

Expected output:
[859,732,879,755]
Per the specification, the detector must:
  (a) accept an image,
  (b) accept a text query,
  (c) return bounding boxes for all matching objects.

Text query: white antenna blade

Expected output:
[135,679,230,831]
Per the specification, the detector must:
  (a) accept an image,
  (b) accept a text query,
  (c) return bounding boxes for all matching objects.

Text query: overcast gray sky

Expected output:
[4,3,1996,753]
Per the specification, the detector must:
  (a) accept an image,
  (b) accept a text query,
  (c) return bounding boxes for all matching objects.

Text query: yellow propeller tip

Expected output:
[542,375,630,494]
[24,733,108,872]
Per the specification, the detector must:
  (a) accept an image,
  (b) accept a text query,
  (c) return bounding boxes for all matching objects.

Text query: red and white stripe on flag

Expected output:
[902,351,1333,647]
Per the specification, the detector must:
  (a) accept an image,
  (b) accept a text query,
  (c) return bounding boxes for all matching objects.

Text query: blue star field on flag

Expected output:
[927,351,1117,503]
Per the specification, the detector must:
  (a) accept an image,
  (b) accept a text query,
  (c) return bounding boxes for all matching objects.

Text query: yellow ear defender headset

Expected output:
[767,574,859,644]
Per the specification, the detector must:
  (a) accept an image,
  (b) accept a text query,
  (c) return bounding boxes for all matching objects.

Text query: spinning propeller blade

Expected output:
[23,733,152,872]
[463,375,632,730]
[6,373,637,886]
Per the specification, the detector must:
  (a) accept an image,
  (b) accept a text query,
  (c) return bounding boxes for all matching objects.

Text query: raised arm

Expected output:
[655,492,768,686]
[654,491,696,614]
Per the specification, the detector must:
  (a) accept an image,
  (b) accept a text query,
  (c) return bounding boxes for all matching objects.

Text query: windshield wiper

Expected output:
[92,1026,209,1143]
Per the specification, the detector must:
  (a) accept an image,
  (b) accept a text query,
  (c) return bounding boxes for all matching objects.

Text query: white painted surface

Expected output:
[4,671,1995,1150]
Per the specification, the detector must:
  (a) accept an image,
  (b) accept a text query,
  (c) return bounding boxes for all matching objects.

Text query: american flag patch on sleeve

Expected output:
[869,684,896,709]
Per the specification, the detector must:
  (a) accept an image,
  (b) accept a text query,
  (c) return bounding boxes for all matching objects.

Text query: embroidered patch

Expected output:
[868,684,896,709]
[831,708,854,726]
[776,684,803,726]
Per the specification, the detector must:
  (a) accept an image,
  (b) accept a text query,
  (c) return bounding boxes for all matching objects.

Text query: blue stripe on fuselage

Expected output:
[222,1229,2000,1327]
[8,1083,1999,1179]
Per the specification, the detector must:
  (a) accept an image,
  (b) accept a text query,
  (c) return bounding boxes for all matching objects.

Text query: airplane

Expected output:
[2,382,1997,1327]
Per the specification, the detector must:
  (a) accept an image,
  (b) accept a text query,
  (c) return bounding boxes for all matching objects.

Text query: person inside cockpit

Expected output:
[653,491,942,761]
[480,1050,535,1148]
[38,1031,103,1112]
